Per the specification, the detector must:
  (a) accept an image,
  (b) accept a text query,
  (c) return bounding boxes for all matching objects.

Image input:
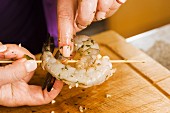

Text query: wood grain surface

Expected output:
[1,31,170,113]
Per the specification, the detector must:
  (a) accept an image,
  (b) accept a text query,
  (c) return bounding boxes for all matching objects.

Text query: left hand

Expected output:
[57,0,126,57]
[0,44,63,107]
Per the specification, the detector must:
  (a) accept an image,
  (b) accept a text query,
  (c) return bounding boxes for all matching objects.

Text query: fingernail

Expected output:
[77,23,87,29]
[24,60,37,72]
[63,46,70,57]
[96,12,106,21]
[0,45,7,52]
[18,43,22,47]
[117,0,126,4]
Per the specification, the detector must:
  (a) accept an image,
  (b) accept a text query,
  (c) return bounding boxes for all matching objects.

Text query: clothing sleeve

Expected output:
[43,0,58,47]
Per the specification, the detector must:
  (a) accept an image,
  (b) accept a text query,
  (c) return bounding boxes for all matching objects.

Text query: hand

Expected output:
[0,43,63,107]
[57,0,126,57]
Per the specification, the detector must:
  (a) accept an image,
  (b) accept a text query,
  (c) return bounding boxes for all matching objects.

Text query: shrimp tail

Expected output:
[41,34,56,92]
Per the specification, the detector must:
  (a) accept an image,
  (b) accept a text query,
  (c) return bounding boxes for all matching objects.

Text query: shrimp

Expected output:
[42,35,116,88]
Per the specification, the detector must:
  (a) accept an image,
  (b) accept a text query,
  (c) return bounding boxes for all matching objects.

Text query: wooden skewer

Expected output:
[67,60,145,63]
[0,60,145,64]
[0,60,42,64]
[110,60,145,63]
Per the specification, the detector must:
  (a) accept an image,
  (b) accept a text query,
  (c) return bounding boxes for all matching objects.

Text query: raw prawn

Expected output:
[41,35,116,88]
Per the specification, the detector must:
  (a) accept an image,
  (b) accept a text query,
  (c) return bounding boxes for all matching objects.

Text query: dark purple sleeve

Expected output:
[0,0,48,54]
[43,0,58,47]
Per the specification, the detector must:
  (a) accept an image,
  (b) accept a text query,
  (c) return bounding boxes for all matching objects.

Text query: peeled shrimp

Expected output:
[42,35,116,88]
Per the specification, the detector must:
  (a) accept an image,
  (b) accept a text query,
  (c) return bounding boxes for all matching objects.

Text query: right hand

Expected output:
[57,0,126,57]
[0,43,63,107]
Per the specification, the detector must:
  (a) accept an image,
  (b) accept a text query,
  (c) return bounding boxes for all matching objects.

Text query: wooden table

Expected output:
[1,31,170,113]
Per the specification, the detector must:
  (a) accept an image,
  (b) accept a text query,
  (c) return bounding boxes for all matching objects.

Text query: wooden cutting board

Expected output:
[1,31,170,113]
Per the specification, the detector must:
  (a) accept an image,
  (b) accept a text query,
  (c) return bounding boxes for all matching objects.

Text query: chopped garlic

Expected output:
[79,106,86,113]
[51,88,54,91]
[51,111,55,113]
[75,83,79,88]
[51,100,56,104]
[103,56,109,59]
[69,85,72,89]
[106,94,112,98]
[97,54,102,59]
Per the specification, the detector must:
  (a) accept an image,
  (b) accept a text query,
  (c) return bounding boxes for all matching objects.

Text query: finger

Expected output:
[105,0,124,18]
[43,80,63,103]
[94,0,126,21]
[0,43,7,59]
[116,0,127,4]
[57,0,75,57]
[0,80,63,107]
[27,80,63,106]
[0,43,7,52]
[4,44,35,83]
[95,0,113,21]
[3,44,35,60]
[23,71,34,83]
[0,58,37,86]
[75,0,98,31]
[105,9,119,18]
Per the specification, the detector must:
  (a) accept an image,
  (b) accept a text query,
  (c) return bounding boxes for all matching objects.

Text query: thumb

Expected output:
[0,58,37,86]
